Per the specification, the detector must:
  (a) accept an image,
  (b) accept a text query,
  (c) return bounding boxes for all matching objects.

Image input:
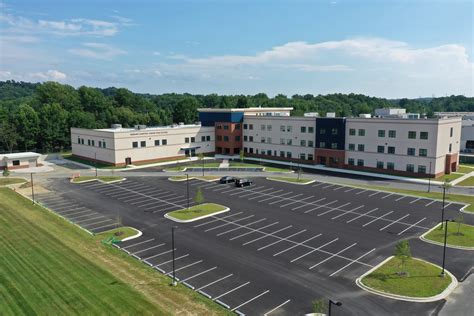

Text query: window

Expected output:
[280,151,285,157]
[348,143,355,151]
[388,146,395,154]
[132,141,138,148]
[217,125,222,129]
[388,130,396,138]
[267,137,271,143]
[280,138,285,144]
[348,158,355,166]
[308,127,314,133]
[407,148,415,156]
[243,136,248,141]
[377,145,384,153]
[12,160,20,166]
[190,137,195,143]
[358,129,365,136]
[249,136,253,142]
[419,148,427,157]
[267,150,272,156]
[287,139,292,145]
[357,144,365,151]
[267,125,272,131]
[261,137,265,143]
[223,125,229,130]
[378,130,385,137]
[77,137,81,144]
[308,154,314,160]
[332,128,338,135]
[320,128,326,135]
[408,131,416,139]
[449,128,453,137]
[331,143,338,149]
[206,136,211,141]
[300,153,306,160]
[243,147,248,153]
[357,159,364,166]
[235,136,241,141]
[406,164,415,172]
[162,139,167,145]
[223,136,229,141]
[286,152,292,158]
[81,138,84,145]
[308,140,314,147]
[201,136,206,142]
[320,142,326,148]
[155,140,160,146]
[301,126,306,133]
[418,165,427,174]
[91,140,95,147]
[280,125,285,132]
[449,143,452,153]
[102,142,106,148]
[249,148,253,154]
[217,135,222,141]
[235,124,241,130]
[249,124,253,130]
[88,139,91,146]
[300,140,306,146]
[185,137,190,143]
[140,141,146,147]
[349,128,356,136]
[377,161,384,169]
[243,124,248,130]
[98,141,102,148]
[287,126,292,132]
[420,131,429,140]
[261,124,266,131]
[387,162,395,170]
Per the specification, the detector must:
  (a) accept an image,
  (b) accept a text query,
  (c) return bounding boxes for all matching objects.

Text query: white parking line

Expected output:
[311,182,324,187]
[216,218,266,236]
[369,191,381,197]
[362,211,393,227]
[237,187,273,198]
[88,222,117,231]
[425,200,437,207]
[329,248,376,277]
[229,222,279,241]
[248,189,283,200]
[309,243,357,270]
[409,198,421,204]
[258,191,293,203]
[204,215,254,232]
[165,260,203,274]
[68,212,99,221]
[197,183,218,189]
[395,195,406,201]
[273,234,322,257]
[125,191,172,203]
[231,290,270,311]
[321,184,335,189]
[229,186,266,196]
[220,187,241,194]
[317,202,351,217]
[212,186,232,192]
[180,266,218,283]
[193,212,244,228]
[331,205,365,220]
[132,243,166,255]
[154,254,189,267]
[381,193,394,199]
[344,188,356,193]
[292,197,326,210]
[195,273,233,291]
[346,208,378,223]
[379,214,410,231]
[46,201,76,207]
[397,218,426,235]
[213,282,250,300]
[445,202,452,208]
[269,194,303,205]
[122,238,155,249]
[243,226,293,245]
[75,215,104,224]
[280,196,314,208]
[333,186,345,191]
[304,200,338,214]
[257,229,306,251]
[355,189,367,195]
[57,207,88,215]
[83,218,113,227]
[290,238,339,263]
[263,299,291,316]
[143,248,175,261]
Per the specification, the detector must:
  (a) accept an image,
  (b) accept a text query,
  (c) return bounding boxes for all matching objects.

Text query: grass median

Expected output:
[457,176,474,187]
[0,177,27,186]
[0,188,230,315]
[166,203,228,221]
[95,227,139,241]
[361,257,452,298]
[71,176,124,183]
[424,223,474,248]
[267,176,313,184]
[169,175,220,181]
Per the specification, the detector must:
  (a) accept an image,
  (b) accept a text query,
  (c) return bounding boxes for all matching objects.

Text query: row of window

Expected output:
[245,136,315,147]
[78,137,106,148]
[216,123,240,130]
[319,128,338,135]
[243,147,314,161]
[217,135,239,142]
[133,139,168,148]
[184,136,212,143]
[348,128,429,140]
[347,159,428,173]
[347,144,428,157]
[319,142,339,149]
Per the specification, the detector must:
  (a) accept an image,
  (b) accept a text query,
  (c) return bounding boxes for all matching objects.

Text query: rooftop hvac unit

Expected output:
[179,122,184,126]
[359,114,371,118]
[111,124,122,129]
[326,112,336,118]
[135,125,147,130]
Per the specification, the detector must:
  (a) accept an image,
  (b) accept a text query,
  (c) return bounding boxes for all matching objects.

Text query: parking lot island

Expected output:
[267,176,315,185]
[165,203,229,223]
[71,176,125,184]
[421,223,474,250]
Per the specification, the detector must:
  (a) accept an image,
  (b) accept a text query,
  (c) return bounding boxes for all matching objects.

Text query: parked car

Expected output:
[219,176,236,184]
[235,178,253,187]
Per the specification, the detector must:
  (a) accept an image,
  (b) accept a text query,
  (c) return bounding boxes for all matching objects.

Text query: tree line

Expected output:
[0,80,473,153]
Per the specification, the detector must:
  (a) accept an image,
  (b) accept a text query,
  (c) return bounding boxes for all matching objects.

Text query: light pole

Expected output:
[94,152,98,177]
[328,300,342,316]
[441,219,454,277]
[440,181,448,229]
[30,172,35,204]
[186,173,190,210]
[428,161,432,192]
[171,226,177,286]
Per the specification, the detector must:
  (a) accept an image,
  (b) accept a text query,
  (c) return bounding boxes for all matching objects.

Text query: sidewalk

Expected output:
[439,272,473,316]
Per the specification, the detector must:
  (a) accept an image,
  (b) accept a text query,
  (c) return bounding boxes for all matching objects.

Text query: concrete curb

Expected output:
[266,177,316,185]
[120,227,143,242]
[164,205,230,223]
[356,256,458,302]
[168,176,219,182]
[419,223,474,251]
[70,177,126,184]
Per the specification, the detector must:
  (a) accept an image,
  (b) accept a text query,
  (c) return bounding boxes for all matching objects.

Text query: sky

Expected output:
[0,0,473,98]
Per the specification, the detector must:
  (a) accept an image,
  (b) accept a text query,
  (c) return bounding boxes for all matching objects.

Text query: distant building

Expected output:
[435,112,474,152]
[0,152,41,170]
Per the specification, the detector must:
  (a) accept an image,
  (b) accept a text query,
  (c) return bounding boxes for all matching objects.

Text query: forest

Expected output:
[0,80,473,153]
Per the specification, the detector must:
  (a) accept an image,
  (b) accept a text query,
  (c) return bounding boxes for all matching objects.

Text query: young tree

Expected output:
[239,149,244,163]
[311,298,328,314]
[0,120,18,153]
[195,187,204,205]
[394,240,411,276]
[455,214,464,236]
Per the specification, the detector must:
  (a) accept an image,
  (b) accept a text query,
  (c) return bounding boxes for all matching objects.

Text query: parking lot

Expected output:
[39,176,473,315]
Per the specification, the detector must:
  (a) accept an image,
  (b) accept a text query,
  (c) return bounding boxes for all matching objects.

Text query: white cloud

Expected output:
[153,51,161,56]
[68,42,126,60]
[29,70,67,81]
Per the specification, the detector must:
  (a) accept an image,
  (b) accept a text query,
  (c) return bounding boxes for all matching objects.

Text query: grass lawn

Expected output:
[169,175,219,181]
[0,177,27,186]
[433,173,464,182]
[424,223,474,247]
[229,162,290,172]
[348,184,474,214]
[458,166,474,174]
[71,176,124,183]
[62,153,119,169]
[0,188,230,315]
[361,257,452,297]
[267,176,313,184]
[457,176,474,187]
[95,227,139,242]
[167,203,227,221]
[165,162,221,171]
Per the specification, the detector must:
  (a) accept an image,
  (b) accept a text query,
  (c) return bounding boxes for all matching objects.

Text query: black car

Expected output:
[219,176,236,184]
[235,178,253,187]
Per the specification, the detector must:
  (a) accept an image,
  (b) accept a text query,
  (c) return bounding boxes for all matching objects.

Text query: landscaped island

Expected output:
[165,203,229,222]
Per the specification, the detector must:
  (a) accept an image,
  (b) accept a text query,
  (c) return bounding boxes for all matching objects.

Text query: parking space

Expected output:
[44,176,472,316]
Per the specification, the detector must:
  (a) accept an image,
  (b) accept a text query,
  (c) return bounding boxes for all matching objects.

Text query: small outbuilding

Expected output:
[0,152,42,170]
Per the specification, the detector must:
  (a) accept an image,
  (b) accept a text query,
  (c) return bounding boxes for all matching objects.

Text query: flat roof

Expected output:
[347,116,462,123]
[0,152,41,159]
[83,123,211,133]
[198,107,293,113]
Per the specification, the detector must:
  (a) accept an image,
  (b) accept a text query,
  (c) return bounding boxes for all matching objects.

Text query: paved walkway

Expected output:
[440,273,473,316]
[451,171,474,185]
[219,159,229,168]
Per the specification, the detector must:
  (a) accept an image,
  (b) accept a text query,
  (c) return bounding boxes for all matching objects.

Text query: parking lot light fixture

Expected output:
[428,161,432,192]
[186,173,190,209]
[30,172,35,204]
[171,226,178,286]
[328,300,342,316]
[441,219,455,277]
[440,181,451,229]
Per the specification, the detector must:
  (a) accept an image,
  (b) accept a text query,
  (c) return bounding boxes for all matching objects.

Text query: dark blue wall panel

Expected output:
[199,112,244,126]
[315,118,346,150]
